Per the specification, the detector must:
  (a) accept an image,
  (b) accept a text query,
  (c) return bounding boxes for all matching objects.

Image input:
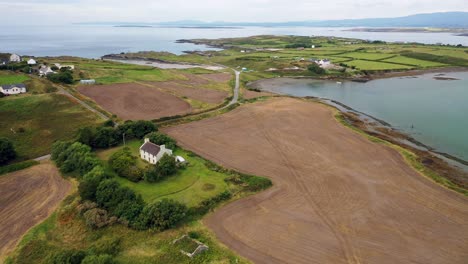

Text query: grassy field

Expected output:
[7,194,248,264]
[97,140,230,207]
[345,59,414,70]
[0,94,101,161]
[0,72,30,85]
[382,55,447,67]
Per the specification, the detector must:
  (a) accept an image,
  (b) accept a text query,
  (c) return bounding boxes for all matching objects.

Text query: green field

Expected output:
[339,52,395,60]
[345,59,414,70]
[382,55,446,67]
[0,72,30,85]
[0,94,100,161]
[97,140,229,207]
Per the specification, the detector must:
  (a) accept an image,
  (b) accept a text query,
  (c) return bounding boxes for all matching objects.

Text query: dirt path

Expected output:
[0,163,71,261]
[164,98,468,264]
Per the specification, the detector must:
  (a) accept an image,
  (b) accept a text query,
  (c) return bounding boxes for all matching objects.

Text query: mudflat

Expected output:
[164,97,468,264]
[0,163,71,261]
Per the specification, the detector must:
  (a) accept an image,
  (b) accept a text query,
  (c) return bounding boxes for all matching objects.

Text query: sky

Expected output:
[1,0,467,25]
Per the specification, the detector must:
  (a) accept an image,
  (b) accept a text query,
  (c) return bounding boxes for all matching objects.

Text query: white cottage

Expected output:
[139,138,173,164]
[0,84,27,95]
[9,54,21,62]
[27,59,37,65]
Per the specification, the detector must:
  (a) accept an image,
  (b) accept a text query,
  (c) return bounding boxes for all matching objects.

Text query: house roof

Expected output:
[140,141,161,156]
[1,84,26,90]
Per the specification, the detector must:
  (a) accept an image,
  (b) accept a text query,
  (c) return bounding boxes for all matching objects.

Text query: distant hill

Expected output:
[79,12,468,28]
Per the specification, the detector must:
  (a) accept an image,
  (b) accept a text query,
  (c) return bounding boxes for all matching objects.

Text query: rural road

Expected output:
[57,86,109,121]
[225,70,240,107]
[34,154,51,161]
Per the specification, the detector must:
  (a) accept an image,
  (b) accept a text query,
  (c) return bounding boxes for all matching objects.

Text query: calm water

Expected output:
[257,72,468,161]
[0,25,467,58]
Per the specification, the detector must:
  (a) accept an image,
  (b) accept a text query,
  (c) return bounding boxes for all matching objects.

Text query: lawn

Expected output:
[339,52,396,60]
[97,141,230,207]
[0,94,101,161]
[0,72,30,85]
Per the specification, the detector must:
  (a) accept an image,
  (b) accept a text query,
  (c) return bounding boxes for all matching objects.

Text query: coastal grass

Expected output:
[0,94,101,161]
[345,59,414,70]
[334,113,468,196]
[382,55,447,67]
[339,52,395,60]
[97,141,230,207]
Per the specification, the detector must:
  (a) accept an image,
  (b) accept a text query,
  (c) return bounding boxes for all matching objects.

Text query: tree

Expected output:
[96,179,141,214]
[108,147,143,182]
[76,126,96,146]
[93,127,118,148]
[131,120,157,138]
[135,199,187,231]
[145,154,177,183]
[0,137,16,165]
[78,166,112,201]
[145,132,176,149]
[308,63,326,75]
[47,70,74,84]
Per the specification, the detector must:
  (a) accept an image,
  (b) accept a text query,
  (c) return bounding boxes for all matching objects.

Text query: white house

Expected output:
[0,84,27,95]
[39,65,54,77]
[9,54,21,62]
[314,59,331,68]
[27,58,37,65]
[54,63,75,70]
[139,138,173,164]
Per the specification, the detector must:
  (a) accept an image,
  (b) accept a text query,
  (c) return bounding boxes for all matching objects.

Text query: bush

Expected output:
[108,147,143,182]
[47,69,74,84]
[117,120,157,139]
[145,132,176,149]
[81,254,116,264]
[135,199,187,231]
[307,63,326,75]
[51,141,100,175]
[145,154,177,183]
[47,249,86,264]
[83,208,112,229]
[93,127,119,148]
[96,179,143,215]
[0,137,16,165]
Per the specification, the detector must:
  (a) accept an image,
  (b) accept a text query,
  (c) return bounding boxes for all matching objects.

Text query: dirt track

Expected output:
[0,163,71,261]
[78,83,192,120]
[164,98,468,264]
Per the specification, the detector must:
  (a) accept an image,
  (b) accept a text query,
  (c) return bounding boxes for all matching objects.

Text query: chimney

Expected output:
[160,145,166,151]
[144,138,149,143]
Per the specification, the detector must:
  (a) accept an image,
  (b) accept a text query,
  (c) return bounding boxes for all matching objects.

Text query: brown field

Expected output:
[78,83,192,120]
[242,88,275,100]
[0,163,71,261]
[164,98,468,264]
[144,72,231,104]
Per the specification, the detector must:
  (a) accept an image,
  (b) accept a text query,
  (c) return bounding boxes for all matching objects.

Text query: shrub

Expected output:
[47,249,86,264]
[93,127,119,148]
[52,141,100,175]
[83,208,116,229]
[113,199,144,223]
[307,63,326,75]
[117,120,157,139]
[0,160,39,175]
[145,132,176,149]
[145,154,177,183]
[96,179,142,214]
[81,254,116,264]
[47,69,74,84]
[78,166,113,201]
[108,147,143,182]
[0,137,16,165]
[135,199,187,231]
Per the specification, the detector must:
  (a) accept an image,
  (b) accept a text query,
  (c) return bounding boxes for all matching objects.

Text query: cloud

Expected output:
[1,0,467,25]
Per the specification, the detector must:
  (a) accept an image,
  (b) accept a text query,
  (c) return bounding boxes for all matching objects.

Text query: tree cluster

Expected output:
[308,63,326,75]
[145,131,177,149]
[108,148,143,182]
[144,153,177,183]
[47,68,74,84]
[0,137,16,165]
[77,120,157,149]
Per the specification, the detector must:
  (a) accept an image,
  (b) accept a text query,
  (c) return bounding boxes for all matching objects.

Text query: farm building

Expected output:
[80,79,96,85]
[39,65,54,76]
[140,138,173,164]
[27,59,37,65]
[54,63,75,70]
[0,84,27,95]
[9,54,21,62]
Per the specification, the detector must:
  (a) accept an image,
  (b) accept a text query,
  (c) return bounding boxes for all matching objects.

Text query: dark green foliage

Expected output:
[113,199,144,223]
[285,43,310,48]
[0,160,39,175]
[145,154,177,183]
[47,249,86,264]
[308,63,326,74]
[225,174,273,192]
[108,147,143,182]
[76,127,96,146]
[47,69,74,84]
[145,132,176,149]
[51,141,100,175]
[135,199,187,231]
[81,254,116,264]
[93,127,119,148]
[117,120,157,139]
[0,137,16,164]
[189,191,232,216]
[96,179,143,215]
[78,166,112,201]
[102,120,115,127]
[83,208,112,229]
